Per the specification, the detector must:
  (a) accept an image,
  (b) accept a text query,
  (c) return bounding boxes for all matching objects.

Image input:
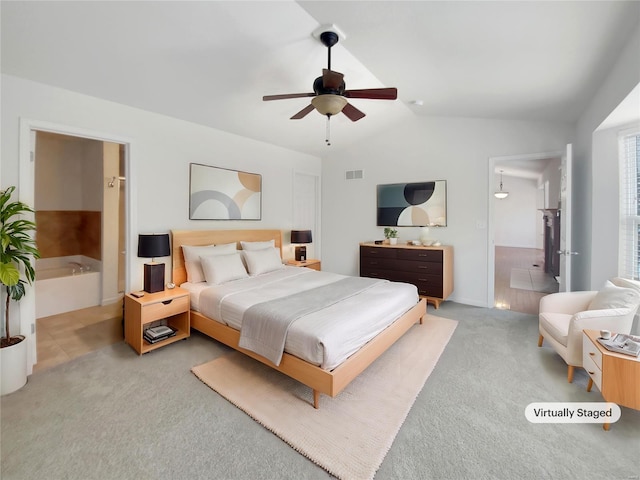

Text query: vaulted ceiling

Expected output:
[2,1,639,158]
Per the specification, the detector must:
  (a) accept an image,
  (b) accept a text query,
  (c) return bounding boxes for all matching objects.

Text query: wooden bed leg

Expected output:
[313,390,320,409]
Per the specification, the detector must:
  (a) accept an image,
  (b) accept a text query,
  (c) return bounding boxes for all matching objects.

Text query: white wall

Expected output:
[573,24,640,291]
[1,74,321,372]
[321,116,573,307]
[494,174,539,248]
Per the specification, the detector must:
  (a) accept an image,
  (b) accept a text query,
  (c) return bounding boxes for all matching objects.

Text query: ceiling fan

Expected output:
[262,30,398,124]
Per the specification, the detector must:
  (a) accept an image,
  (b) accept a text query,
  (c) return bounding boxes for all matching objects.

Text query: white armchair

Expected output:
[538,277,640,383]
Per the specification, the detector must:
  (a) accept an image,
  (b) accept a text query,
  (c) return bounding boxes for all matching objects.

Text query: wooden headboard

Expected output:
[171,229,283,285]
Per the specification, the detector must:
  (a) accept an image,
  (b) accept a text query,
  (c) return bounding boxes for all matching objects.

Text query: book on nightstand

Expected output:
[598,333,640,357]
[143,325,176,344]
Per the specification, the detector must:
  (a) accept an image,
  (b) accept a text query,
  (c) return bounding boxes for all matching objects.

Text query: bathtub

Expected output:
[35,256,102,319]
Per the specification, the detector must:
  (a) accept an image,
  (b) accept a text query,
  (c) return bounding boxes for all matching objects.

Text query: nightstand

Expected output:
[124,287,190,355]
[287,259,321,271]
[583,329,640,430]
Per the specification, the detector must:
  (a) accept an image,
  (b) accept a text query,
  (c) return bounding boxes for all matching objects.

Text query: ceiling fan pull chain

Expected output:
[325,115,331,146]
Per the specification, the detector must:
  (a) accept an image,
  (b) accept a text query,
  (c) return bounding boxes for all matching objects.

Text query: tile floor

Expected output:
[494,246,557,315]
[34,301,124,372]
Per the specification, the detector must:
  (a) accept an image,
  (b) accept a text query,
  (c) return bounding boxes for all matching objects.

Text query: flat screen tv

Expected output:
[377,180,447,227]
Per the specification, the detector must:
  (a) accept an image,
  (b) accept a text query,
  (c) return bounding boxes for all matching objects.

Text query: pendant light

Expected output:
[494,170,509,199]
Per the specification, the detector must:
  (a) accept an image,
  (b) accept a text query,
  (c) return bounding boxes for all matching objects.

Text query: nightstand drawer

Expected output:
[583,352,602,391]
[583,334,603,370]
[143,295,189,322]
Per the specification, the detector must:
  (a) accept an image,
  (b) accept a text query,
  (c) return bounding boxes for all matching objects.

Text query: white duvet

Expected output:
[185,266,419,370]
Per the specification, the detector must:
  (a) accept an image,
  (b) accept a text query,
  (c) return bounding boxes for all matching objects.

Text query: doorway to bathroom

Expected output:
[32,131,128,371]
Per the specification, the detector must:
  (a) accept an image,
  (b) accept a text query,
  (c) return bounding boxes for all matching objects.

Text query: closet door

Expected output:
[292,172,320,259]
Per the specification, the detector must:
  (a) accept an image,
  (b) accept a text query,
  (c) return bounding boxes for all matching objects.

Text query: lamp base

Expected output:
[144,263,165,293]
[295,246,307,262]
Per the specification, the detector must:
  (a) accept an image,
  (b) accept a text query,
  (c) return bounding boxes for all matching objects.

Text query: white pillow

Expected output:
[200,253,248,284]
[588,280,640,310]
[182,243,237,283]
[243,247,283,276]
[240,240,275,251]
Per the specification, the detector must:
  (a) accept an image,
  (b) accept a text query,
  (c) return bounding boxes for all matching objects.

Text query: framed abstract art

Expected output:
[189,163,262,220]
[376,180,447,227]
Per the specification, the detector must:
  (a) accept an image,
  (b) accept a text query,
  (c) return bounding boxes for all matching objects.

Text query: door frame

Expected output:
[19,118,136,374]
[487,150,563,308]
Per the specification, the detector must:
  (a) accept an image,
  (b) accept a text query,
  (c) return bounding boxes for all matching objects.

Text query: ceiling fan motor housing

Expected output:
[313,76,345,96]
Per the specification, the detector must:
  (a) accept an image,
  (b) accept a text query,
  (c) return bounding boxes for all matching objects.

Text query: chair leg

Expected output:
[567,365,574,383]
[537,334,543,347]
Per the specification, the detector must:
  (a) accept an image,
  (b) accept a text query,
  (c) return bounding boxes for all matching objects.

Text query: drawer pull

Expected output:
[589,352,595,356]
[418,266,428,269]
[588,371,595,375]
[162,299,174,305]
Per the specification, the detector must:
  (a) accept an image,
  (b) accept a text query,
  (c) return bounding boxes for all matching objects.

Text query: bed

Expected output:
[171,229,427,408]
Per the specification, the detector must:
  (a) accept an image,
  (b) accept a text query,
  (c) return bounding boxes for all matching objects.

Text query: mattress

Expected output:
[183,266,419,370]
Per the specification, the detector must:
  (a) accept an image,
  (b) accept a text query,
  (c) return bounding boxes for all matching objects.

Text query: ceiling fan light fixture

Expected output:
[311,94,347,116]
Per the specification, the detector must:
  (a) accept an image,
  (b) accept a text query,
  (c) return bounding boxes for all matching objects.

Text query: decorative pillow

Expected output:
[243,247,283,276]
[240,240,275,251]
[182,243,237,283]
[200,252,248,285]
[588,280,640,310]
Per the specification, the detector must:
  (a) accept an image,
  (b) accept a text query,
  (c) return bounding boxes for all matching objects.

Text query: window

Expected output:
[619,129,640,279]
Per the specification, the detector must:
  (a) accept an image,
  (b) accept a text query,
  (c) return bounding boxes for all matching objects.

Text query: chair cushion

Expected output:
[611,277,640,296]
[539,312,572,347]
[588,280,640,310]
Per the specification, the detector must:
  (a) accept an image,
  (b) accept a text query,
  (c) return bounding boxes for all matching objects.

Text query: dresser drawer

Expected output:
[583,351,602,391]
[397,249,442,263]
[583,334,603,370]
[360,257,442,274]
[142,295,190,323]
[360,246,397,259]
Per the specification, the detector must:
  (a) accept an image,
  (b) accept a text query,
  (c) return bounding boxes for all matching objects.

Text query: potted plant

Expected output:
[384,227,398,245]
[1,186,40,395]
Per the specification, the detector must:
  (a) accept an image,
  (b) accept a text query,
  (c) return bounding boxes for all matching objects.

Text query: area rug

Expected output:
[192,314,457,480]
[510,267,559,293]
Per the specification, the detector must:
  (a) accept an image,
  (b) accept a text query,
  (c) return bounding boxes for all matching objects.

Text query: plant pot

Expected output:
[389,237,398,245]
[1,336,27,395]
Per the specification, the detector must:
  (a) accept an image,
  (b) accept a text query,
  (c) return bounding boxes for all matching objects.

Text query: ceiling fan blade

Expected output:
[263,93,315,101]
[290,104,315,120]
[344,87,398,100]
[342,102,366,122]
[322,69,344,90]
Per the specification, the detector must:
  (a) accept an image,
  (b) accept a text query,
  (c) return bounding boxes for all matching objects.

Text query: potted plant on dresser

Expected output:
[0,186,40,395]
[384,227,398,245]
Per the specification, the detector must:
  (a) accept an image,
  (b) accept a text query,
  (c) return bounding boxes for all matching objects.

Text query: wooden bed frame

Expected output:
[171,229,427,408]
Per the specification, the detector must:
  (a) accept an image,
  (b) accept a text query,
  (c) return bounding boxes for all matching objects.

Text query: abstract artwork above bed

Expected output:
[376,180,447,227]
[189,163,262,220]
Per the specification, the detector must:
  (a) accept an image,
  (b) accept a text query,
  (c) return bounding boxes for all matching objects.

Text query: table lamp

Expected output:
[291,230,312,261]
[138,233,170,293]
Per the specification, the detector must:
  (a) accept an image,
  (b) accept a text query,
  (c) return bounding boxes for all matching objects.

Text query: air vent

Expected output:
[345,169,364,180]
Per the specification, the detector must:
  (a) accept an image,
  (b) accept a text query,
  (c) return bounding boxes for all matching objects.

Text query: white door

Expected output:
[292,172,320,259]
[558,143,576,292]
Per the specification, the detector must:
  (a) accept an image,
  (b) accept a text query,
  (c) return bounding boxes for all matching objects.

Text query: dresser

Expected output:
[583,329,640,430]
[359,242,453,308]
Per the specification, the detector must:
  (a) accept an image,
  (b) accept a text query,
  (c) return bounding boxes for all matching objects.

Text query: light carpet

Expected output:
[192,314,457,480]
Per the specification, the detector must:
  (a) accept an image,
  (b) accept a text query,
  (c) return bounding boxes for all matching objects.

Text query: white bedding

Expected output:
[183,266,419,370]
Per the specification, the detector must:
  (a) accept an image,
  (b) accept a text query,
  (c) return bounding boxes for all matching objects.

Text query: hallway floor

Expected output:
[34,301,123,373]
[494,246,558,315]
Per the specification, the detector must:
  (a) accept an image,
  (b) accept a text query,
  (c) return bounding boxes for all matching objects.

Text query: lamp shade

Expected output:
[291,230,312,244]
[138,233,170,258]
[311,95,347,116]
